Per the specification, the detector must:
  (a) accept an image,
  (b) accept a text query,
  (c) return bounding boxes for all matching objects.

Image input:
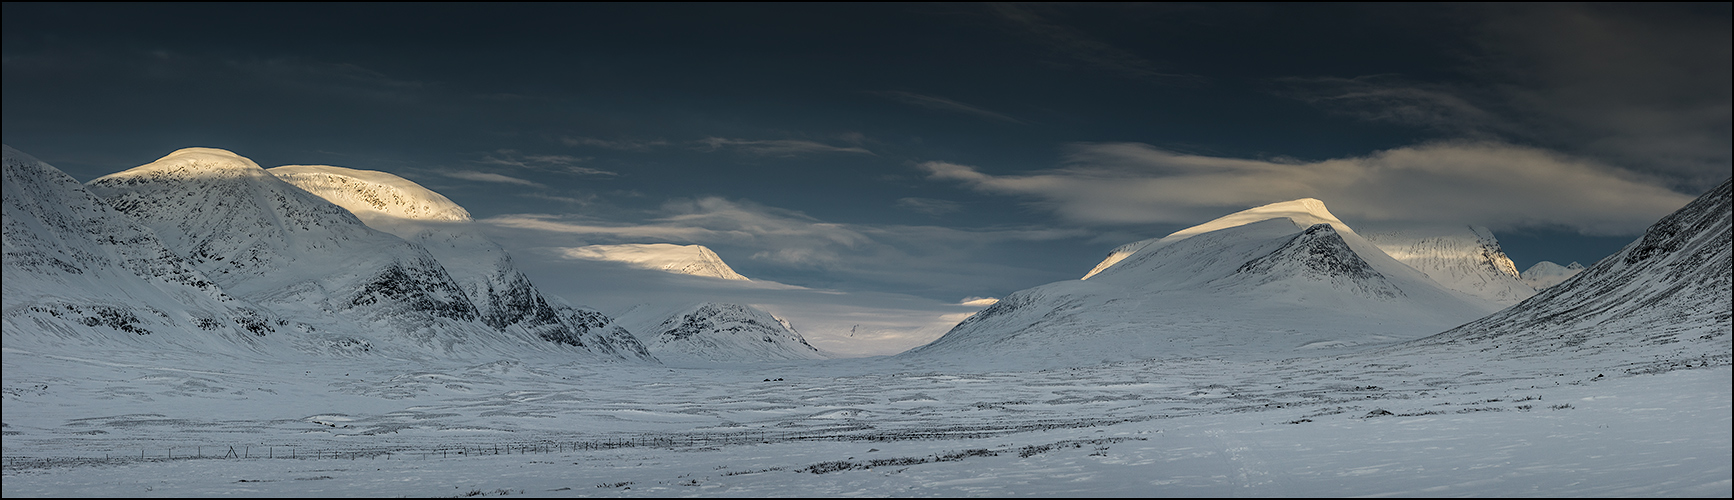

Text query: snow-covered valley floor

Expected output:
[4,344,1728,497]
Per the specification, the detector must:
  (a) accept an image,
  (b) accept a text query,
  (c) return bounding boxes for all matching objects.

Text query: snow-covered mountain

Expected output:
[2,145,279,350]
[908,198,1504,366]
[269,164,654,361]
[1399,178,1731,366]
[1360,225,1536,306]
[614,302,826,364]
[560,243,749,281]
[81,148,520,353]
[266,165,471,222]
[1520,260,1585,289]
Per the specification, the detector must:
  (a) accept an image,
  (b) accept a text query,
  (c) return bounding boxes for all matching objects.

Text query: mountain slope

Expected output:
[908,199,1502,366]
[269,164,655,361]
[83,148,495,352]
[1362,225,1536,306]
[2,145,278,350]
[1398,178,1731,367]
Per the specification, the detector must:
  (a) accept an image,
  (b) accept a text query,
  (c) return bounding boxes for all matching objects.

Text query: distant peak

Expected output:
[97,147,269,180]
[561,243,750,281]
[270,165,471,222]
[162,147,246,158]
[153,147,260,167]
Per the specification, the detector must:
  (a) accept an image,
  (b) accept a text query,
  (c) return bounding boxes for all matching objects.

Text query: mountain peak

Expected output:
[641,302,825,363]
[1169,198,1346,241]
[140,147,264,173]
[561,243,750,281]
[1520,260,1587,289]
[1360,224,1536,305]
[269,165,471,222]
[1084,198,1349,280]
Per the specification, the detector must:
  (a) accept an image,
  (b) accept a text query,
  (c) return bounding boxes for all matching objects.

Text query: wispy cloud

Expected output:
[895,197,964,216]
[520,193,598,206]
[990,4,1203,85]
[477,196,1090,298]
[479,150,617,176]
[223,56,428,103]
[441,170,544,187]
[481,213,731,241]
[696,137,874,157]
[1275,75,1501,135]
[559,136,670,151]
[923,141,1697,236]
[866,91,1027,124]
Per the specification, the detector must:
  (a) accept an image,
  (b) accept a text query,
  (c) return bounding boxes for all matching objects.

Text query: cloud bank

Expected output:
[923,141,1698,236]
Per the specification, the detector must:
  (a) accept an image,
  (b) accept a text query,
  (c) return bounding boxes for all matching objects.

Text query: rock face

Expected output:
[1362,225,1536,306]
[560,244,750,281]
[634,302,826,364]
[1226,223,1403,300]
[2,145,278,350]
[1520,261,1585,290]
[906,199,1501,367]
[270,164,655,361]
[1402,178,1731,367]
[547,301,656,361]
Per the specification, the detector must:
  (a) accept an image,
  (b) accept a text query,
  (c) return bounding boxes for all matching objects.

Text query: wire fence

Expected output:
[3,415,1157,470]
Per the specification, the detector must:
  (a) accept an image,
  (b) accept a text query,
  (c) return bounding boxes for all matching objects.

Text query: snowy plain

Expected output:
[4,340,1729,497]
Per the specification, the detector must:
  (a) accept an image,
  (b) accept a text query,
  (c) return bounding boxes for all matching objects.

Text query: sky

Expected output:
[4,4,1729,353]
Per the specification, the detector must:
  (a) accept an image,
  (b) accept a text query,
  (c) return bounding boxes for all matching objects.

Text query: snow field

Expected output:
[5,341,1728,497]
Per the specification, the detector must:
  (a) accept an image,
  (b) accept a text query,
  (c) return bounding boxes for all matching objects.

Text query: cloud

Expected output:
[990,4,1203,85]
[481,213,730,241]
[559,136,670,151]
[923,141,1698,236]
[866,91,1027,124]
[440,170,544,187]
[696,137,874,157]
[1277,4,1731,192]
[479,150,617,176]
[958,296,1000,306]
[1471,4,1732,190]
[220,56,428,103]
[1275,75,1501,135]
[894,197,963,215]
[477,196,1091,300]
[520,193,598,206]
[522,154,586,165]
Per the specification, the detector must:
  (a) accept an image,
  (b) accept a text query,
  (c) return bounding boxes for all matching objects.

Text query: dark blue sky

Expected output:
[5,3,1728,301]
